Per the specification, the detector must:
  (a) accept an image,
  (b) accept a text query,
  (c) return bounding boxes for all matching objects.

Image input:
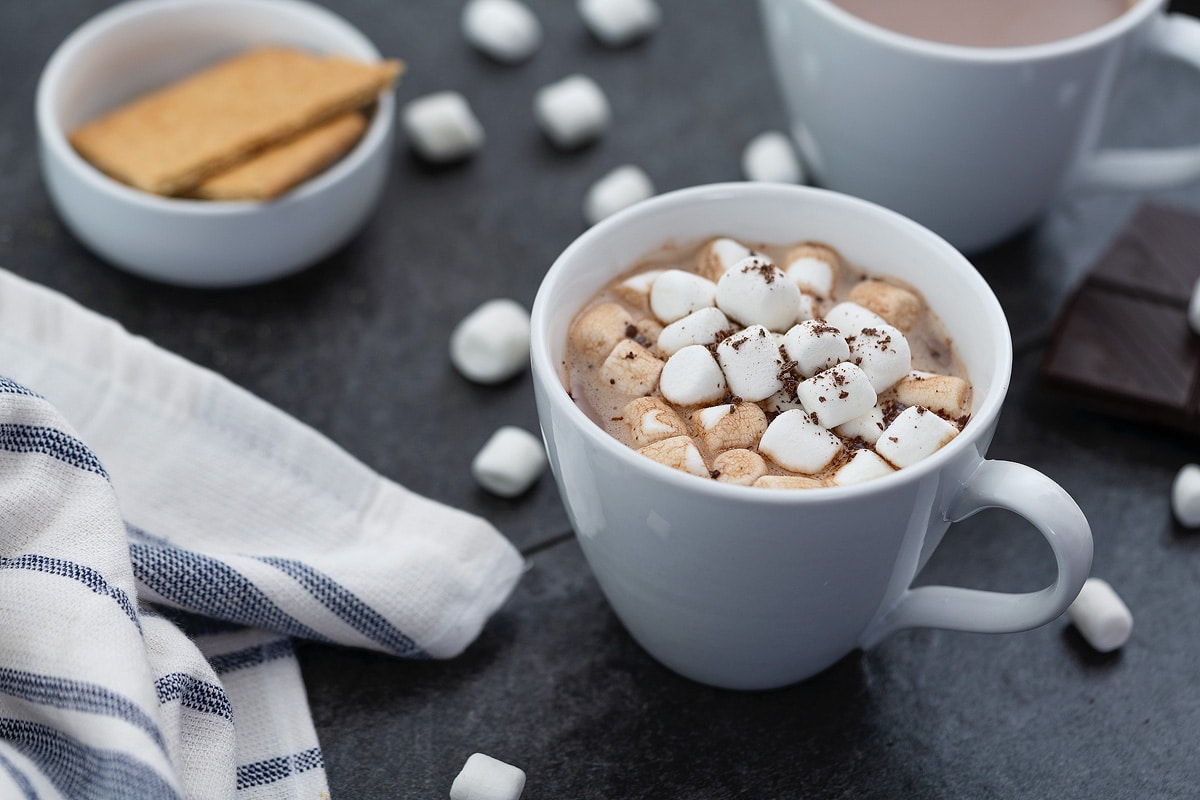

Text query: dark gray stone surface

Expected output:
[3,1,1200,797]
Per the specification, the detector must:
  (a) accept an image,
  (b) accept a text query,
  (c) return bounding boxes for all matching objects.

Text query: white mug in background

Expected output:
[530,183,1093,690]
[758,0,1200,253]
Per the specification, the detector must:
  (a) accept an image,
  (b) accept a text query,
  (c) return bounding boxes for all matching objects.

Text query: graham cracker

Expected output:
[69,47,403,196]
[192,111,368,201]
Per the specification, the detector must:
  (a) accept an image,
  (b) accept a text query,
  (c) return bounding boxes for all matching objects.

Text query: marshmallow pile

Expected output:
[568,237,971,488]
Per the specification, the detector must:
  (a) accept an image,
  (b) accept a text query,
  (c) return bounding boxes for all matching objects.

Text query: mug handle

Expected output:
[859,459,1093,648]
[1074,13,1200,190]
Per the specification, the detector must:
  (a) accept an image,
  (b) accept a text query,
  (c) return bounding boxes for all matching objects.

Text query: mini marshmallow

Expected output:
[633,317,662,348]
[578,0,661,46]
[847,279,922,331]
[402,91,485,163]
[568,302,634,362]
[712,449,768,486]
[622,396,689,447]
[784,243,839,297]
[638,435,709,477]
[451,752,527,800]
[656,306,733,356]
[716,256,802,331]
[659,344,727,406]
[795,362,877,429]
[758,409,844,475]
[796,292,819,323]
[716,325,785,402]
[741,130,804,184]
[649,269,717,323]
[598,339,663,395]
[689,401,768,452]
[825,301,888,337]
[583,165,655,225]
[848,323,912,392]
[533,74,610,149]
[834,406,886,445]
[1190,277,1200,335]
[471,427,547,498]
[461,0,542,63]
[450,298,532,384]
[754,474,824,489]
[699,237,756,281]
[613,269,662,309]
[1067,577,1133,653]
[830,449,895,487]
[895,371,970,418]
[763,387,804,415]
[780,319,850,377]
[1171,463,1200,527]
[875,406,958,469]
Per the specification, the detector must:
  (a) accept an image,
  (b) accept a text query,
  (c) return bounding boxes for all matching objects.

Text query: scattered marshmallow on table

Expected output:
[741,130,804,184]
[583,164,655,225]
[461,0,542,63]
[659,344,727,406]
[402,91,485,163]
[471,427,547,498]
[450,298,531,384]
[533,74,610,149]
[758,408,844,474]
[716,325,785,402]
[450,752,527,800]
[716,256,803,331]
[1067,577,1133,653]
[1171,463,1200,527]
[578,0,661,46]
[649,269,717,323]
[875,406,958,468]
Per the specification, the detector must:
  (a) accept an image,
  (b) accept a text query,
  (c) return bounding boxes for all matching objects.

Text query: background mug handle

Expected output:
[1074,13,1200,190]
[859,460,1094,648]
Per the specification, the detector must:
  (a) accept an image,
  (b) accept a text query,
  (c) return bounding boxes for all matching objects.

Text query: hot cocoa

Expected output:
[564,236,972,488]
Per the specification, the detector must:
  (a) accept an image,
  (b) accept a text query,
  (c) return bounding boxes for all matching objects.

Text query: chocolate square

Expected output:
[1041,204,1200,434]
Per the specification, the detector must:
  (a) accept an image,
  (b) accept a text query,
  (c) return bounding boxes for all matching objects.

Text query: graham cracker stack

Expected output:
[70,47,403,197]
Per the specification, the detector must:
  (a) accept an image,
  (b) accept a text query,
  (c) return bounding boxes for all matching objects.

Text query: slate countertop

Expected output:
[3,1,1200,797]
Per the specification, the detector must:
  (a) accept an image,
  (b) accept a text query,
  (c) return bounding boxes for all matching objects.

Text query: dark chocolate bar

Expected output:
[1040,204,1200,434]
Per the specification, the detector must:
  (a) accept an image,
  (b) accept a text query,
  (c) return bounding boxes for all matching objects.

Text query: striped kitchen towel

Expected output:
[0,269,526,798]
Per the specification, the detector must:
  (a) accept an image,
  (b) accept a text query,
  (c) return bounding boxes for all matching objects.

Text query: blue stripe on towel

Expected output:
[0,718,180,800]
[0,668,166,754]
[153,673,233,721]
[0,555,140,631]
[0,424,107,479]
[0,747,39,800]
[0,377,42,399]
[209,639,295,676]
[257,557,427,658]
[126,530,331,644]
[236,746,323,790]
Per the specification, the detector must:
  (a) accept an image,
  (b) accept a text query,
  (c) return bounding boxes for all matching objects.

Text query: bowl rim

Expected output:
[34,0,392,216]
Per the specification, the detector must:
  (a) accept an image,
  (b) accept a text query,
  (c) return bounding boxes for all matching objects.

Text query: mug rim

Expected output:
[530,182,1012,506]
[797,0,1161,63]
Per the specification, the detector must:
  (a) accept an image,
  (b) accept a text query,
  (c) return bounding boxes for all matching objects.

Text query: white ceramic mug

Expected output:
[759,0,1200,252]
[530,183,1093,690]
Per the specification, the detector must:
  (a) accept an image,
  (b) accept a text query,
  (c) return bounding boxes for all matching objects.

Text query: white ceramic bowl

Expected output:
[36,0,396,288]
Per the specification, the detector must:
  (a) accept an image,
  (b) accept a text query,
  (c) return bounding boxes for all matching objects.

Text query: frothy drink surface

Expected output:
[564,237,973,489]
[828,0,1133,48]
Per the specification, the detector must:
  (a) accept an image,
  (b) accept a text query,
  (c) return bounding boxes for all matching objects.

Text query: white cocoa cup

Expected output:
[530,182,1093,690]
[759,0,1200,252]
